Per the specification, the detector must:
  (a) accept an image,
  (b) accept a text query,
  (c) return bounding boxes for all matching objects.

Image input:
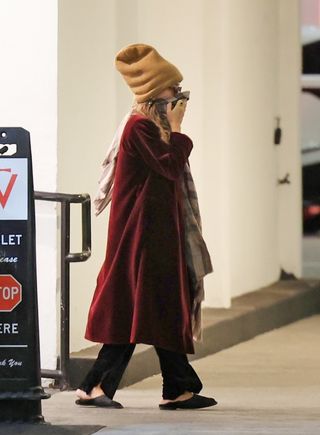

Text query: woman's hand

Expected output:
[166,98,187,133]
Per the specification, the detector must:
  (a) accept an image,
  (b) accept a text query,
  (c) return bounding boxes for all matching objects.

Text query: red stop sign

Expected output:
[0,274,22,312]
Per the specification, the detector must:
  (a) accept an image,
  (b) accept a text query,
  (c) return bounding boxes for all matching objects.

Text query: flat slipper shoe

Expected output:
[159,393,217,410]
[75,394,123,408]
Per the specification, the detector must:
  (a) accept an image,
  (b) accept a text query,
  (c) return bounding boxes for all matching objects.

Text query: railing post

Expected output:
[60,201,71,390]
[34,192,91,390]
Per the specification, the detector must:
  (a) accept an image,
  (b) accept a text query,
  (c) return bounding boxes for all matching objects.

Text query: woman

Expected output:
[75,44,216,410]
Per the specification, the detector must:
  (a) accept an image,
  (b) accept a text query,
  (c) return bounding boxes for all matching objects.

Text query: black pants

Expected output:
[78,343,203,400]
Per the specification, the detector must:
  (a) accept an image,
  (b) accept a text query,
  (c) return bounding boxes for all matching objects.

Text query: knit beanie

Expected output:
[115,43,183,103]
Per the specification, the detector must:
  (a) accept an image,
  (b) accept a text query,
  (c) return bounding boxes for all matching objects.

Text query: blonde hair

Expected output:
[131,100,171,143]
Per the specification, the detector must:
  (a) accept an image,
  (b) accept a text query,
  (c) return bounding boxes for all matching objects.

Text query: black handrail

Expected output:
[34,191,91,390]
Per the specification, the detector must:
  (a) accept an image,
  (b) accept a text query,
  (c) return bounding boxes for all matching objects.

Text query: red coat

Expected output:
[85,113,195,354]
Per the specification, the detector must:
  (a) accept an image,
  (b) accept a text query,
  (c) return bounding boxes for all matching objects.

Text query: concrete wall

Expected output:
[58,0,118,352]
[277,0,302,281]
[205,0,302,300]
[0,0,58,372]
[58,0,302,352]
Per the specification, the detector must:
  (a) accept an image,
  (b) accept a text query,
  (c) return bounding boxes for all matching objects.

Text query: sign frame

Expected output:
[0,127,50,423]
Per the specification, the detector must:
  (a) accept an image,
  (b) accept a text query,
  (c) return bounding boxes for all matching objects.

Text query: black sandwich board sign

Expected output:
[0,127,50,422]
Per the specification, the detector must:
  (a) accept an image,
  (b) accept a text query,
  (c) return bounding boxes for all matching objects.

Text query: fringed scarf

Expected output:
[93,109,213,342]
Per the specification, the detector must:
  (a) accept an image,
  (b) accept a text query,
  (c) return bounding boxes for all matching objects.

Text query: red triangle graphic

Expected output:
[0,169,18,209]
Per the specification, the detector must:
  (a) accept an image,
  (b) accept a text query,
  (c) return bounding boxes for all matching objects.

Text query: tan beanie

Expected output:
[115,43,183,103]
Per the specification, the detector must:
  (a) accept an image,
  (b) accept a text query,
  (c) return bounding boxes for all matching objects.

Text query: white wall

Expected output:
[216,0,281,298]
[203,0,301,300]
[277,0,302,278]
[58,0,302,352]
[202,0,232,306]
[58,0,119,352]
[0,0,58,374]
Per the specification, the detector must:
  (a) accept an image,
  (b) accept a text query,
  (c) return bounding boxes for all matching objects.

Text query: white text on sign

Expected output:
[0,286,20,300]
[0,274,22,312]
[0,234,23,245]
[0,323,19,334]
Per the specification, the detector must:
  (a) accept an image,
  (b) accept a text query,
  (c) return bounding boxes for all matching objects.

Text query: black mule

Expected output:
[75,394,123,408]
[159,393,217,410]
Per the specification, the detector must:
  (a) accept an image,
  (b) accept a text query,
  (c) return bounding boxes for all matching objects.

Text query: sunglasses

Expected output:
[166,91,190,108]
[147,90,190,110]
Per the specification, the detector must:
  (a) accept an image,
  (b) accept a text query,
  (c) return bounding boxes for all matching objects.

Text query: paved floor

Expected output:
[34,314,320,434]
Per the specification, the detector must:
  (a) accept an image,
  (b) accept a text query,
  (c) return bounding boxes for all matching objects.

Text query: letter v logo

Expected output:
[0,168,18,209]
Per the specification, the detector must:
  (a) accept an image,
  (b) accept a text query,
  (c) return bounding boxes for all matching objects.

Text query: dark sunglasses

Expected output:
[147,90,190,109]
[166,91,190,108]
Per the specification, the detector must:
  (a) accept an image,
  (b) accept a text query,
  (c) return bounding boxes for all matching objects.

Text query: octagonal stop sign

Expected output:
[0,274,22,312]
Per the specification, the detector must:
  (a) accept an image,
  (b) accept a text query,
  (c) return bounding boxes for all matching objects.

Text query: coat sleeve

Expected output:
[123,117,193,180]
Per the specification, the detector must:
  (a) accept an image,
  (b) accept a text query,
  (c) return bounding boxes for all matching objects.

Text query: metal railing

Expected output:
[34,191,91,390]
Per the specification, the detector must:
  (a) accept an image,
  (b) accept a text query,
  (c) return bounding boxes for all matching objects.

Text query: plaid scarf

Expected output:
[93,110,213,342]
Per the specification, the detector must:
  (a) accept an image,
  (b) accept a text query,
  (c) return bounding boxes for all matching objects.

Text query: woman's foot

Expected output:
[76,383,105,401]
[75,383,123,408]
[159,390,193,404]
[159,393,218,410]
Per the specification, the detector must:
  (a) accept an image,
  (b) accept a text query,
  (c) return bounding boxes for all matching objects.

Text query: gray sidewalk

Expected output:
[5,314,318,434]
[70,278,320,390]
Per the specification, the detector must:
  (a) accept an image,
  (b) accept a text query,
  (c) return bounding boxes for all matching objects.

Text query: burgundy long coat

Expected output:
[85,113,195,354]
